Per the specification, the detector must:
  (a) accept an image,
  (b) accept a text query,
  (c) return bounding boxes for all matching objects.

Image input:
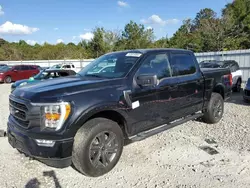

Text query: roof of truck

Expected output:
[106,48,193,55]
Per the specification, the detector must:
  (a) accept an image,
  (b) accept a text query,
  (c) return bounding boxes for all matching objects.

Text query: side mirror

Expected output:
[136,74,158,87]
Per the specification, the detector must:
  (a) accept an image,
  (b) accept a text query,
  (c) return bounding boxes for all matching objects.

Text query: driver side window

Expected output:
[137,53,171,80]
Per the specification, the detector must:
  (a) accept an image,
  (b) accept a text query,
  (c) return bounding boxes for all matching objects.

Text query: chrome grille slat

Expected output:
[9,99,28,111]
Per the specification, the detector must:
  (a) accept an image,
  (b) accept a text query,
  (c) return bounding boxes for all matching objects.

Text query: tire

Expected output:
[72,117,124,177]
[243,97,250,103]
[203,92,224,124]
[233,79,241,92]
[4,76,12,83]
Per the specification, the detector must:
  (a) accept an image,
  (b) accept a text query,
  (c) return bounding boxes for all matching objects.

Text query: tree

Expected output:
[119,21,154,50]
[170,19,202,52]
[222,0,250,49]
[193,8,217,29]
[88,27,107,58]
[153,36,169,48]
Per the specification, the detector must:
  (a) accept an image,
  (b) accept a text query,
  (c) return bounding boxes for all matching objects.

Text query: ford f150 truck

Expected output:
[7,49,232,177]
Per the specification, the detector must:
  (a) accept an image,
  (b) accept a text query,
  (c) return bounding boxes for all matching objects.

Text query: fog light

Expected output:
[35,139,55,147]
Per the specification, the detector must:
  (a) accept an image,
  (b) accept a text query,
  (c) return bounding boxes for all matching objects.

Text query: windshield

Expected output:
[0,66,11,71]
[78,52,142,78]
[52,64,62,69]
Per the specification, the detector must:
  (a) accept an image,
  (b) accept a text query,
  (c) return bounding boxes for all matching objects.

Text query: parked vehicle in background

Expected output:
[0,64,7,67]
[0,65,40,83]
[40,66,50,70]
[11,69,76,92]
[33,65,43,71]
[87,65,115,74]
[8,49,232,177]
[200,60,242,92]
[243,78,250,102]
[50,63,76,72]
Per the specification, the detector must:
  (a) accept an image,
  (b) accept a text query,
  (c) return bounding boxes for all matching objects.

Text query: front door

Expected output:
[126,52,172,135]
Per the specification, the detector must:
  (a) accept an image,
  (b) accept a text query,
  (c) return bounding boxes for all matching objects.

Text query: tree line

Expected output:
[0,0,249,60]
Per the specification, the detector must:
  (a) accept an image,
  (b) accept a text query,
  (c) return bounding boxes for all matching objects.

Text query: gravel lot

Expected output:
[1,84,250,188]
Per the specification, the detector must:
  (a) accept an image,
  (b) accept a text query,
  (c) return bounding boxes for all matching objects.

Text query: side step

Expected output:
[127,113,203,143]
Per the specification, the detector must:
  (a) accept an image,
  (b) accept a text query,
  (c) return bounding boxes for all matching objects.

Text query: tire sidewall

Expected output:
[4,76,11,83]
[72,118,124,177]
[208,93,224,123]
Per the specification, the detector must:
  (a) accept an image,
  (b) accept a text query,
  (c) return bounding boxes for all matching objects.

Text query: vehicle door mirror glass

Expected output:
[136,74,158,87]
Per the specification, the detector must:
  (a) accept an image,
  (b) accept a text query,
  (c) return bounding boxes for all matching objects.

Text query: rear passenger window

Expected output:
[137,53,171,80]
[29,66,36,70]
[170,53,196,76]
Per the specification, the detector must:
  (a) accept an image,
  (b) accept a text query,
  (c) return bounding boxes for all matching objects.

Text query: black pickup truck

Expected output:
[7,49,232,177]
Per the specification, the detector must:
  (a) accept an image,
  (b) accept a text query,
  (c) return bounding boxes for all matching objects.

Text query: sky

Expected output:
[0,0,233,45]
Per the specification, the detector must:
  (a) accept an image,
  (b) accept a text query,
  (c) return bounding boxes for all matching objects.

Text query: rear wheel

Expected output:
[203,92,224,124]
[72,118,124,177]
[4,76,12,83]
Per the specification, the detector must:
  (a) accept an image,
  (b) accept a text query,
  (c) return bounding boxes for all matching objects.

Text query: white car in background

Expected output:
[87,65,115,74]
[50,63,77,72]
[200,60,242,92]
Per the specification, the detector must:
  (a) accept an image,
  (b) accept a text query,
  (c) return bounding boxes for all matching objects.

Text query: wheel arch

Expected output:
[73,104,129,139]
[213,84,225,99]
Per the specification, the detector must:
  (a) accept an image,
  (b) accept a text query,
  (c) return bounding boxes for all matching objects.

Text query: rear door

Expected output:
[21,65,32,79]
[167,52,204,119]
[29,66,39,77]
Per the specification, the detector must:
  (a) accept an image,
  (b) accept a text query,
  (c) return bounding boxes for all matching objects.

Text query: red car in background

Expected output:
[0,65,40,83]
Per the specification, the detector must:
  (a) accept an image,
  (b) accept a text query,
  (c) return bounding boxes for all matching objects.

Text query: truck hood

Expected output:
[12,76,123,103]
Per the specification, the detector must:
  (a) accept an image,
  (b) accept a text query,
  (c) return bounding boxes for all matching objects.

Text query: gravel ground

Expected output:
[1,84,250,188]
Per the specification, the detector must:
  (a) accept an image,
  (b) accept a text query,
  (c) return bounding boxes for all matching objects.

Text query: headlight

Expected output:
[20,82,27,86]
[41,102,71,131]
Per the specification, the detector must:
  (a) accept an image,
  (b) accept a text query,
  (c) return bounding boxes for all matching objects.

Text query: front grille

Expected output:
[245,90,250,96]
[13,117,29,127]
[9,99,28,111]
[9,98,29,128]
[13,109,26,120]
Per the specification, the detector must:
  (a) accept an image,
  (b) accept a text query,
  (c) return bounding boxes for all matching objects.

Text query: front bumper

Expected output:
[7,121,74,168]
[243,89,250,101]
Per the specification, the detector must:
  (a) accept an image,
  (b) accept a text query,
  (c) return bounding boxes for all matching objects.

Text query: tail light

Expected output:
[229,74,233,86]
[224,74,233,86]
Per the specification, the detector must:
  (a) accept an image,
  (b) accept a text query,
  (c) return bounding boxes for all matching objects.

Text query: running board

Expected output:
[127,113,203,143]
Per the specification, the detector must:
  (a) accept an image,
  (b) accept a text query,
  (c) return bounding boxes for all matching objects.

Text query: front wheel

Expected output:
[72,118,124,177]
[203,92,224,124]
